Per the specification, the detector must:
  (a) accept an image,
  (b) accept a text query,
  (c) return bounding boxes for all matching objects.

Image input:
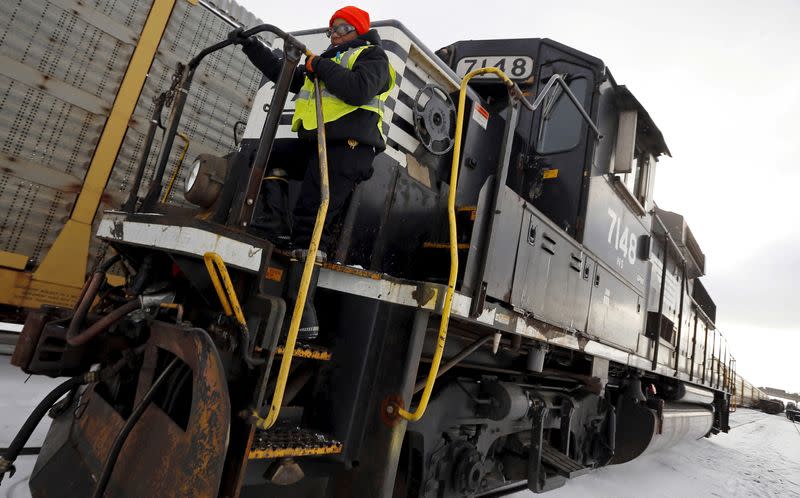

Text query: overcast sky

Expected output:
[236,0,800,392]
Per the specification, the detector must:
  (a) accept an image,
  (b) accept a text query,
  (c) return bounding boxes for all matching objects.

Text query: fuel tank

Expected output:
[640,403,714,457]
[612,384,713,465]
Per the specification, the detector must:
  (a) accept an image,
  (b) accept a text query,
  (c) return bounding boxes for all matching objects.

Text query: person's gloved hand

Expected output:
[305,55,319,73]
[227,27,252,46]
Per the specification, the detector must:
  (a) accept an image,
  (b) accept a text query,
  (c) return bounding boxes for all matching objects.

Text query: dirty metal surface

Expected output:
[72,322,230,497]
[9,307,50,369]
[96,212,266,272]
[249,426,343,460]
[274,343,332,361]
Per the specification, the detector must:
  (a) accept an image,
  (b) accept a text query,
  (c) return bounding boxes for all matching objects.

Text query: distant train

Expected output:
[758,399,785,415]
[731,372,769,409]
[787,403,799,422]
[3,12,760,498]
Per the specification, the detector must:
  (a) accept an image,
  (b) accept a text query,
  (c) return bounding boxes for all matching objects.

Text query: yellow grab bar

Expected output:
[204,251,267,370]
[396,67,523,422]
[251,76,329,431]
[161,132,191,203]
[203,252,246,326]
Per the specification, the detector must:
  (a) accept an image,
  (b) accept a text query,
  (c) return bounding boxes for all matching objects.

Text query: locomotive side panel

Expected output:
[509,189,593,332]
[587,263,644,352]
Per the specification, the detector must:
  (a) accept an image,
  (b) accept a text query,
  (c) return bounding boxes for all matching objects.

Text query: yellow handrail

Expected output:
[203,252,246,326]
[161,132,191,203]
[396,67,521,422]
[251,75,329,431]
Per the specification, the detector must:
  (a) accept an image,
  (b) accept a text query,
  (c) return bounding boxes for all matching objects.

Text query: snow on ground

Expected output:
[0,356,61,498]
[2,353,799,498]
[510,407,800,498]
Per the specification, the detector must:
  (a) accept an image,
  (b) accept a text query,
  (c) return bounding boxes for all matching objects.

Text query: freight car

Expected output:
[731,371,768,409]
[4,20,740,497]
[0,0,263,314]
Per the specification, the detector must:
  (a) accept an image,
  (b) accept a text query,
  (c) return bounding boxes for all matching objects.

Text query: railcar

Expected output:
[4,20,739,498]
[0,0,263,313]
[731,371,767,409]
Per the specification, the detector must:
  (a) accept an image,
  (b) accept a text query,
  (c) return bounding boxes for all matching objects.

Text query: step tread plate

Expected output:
[541,442,591,478]
[275,343,332,361]
[249,426,342,459]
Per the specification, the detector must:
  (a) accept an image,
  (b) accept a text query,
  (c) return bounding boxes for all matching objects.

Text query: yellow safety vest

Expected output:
[291,44,396,139]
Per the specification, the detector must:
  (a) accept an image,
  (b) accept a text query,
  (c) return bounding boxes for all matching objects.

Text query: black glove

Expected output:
[227,27,252,46]
[304,55,319,74]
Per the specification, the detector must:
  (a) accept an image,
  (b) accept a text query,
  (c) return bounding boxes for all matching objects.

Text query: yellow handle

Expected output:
[396,67,519,422]
[203,252,246,326]
[252,78,330,430]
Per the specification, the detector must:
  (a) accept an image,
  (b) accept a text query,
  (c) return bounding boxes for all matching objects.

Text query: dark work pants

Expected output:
[253,139,375,253]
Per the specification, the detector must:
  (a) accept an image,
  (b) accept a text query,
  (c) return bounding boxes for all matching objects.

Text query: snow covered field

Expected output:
[2,355,799,498]
[511,408,800,498]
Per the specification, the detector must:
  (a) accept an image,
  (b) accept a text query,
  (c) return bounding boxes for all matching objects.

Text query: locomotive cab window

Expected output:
[611,109,656,212]
[535,76,589,154]
[620,150,652,206]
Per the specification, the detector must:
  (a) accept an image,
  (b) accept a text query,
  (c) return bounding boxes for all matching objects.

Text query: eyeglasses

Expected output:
[326,24,356,38]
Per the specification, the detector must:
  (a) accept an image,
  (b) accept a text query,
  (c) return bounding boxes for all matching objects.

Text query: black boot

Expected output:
[250,168,292,248]
[284,253,324,342]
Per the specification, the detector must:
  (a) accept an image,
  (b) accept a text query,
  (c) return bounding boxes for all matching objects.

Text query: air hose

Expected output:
[0,372,96,484]
[0,347,144,485]
[92,357,179,498]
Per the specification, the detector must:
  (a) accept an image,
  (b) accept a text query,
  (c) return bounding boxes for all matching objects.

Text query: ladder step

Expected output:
[249,426,342,459]
[541,442,591,478]
[457,205,478,221]
[275,343,331,361]
[422,242,470,250]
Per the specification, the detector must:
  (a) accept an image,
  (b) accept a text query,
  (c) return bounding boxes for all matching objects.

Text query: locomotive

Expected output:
[3,20,735,497]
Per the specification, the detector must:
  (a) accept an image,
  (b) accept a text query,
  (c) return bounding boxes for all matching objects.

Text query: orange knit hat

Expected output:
[329,6,370,35]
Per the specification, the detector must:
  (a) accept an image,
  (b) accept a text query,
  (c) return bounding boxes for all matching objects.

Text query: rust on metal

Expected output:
[411,285,438,308]
[380,394,405,428]
[322,262,382,280]
[249,427,342,460]
[71,322,231,497]
[10,307,68,369]
[249,444,342,459]
[274,344,332,361]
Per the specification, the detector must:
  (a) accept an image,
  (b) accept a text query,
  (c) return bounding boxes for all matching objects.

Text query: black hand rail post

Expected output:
[123,94,166,212]
[136,24,307,214]
[230,40,304,227]
[651,231,669,371]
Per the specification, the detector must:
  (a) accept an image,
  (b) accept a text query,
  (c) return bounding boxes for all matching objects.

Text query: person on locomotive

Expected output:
[230,5,396,254]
